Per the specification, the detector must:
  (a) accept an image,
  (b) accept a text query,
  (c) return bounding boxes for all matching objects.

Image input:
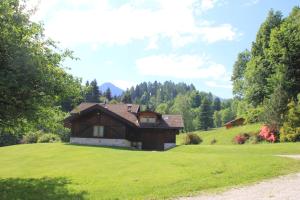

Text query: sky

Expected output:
[27,0,299,98]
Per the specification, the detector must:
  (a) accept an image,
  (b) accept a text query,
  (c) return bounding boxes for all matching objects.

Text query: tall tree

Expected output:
[244,9,282,106]
[122,90,132,104]
[213,97,221,111]
[231,50,251,99]
[268,7,300,99]
[105,88,112,101]
[198,98,212,131]
[0,0,82,126]
[89,79,100,102]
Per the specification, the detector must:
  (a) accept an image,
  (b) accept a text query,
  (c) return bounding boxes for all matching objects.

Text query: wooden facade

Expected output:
[65,103,183,151]
[224,118,245,129]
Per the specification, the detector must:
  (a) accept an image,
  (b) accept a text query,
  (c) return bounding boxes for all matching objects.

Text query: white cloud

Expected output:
[204,81,232,89]
[27,0,238,48]
[110,80,136,90]
[244,0,260,6]
[136,54,228,79]
[145,36,159,50]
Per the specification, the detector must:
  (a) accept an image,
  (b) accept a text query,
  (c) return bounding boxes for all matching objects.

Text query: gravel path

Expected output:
[178,155,300,200]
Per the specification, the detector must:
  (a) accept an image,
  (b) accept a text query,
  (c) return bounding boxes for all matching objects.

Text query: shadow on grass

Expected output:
[0,177,86,200]
[64,143,142,151]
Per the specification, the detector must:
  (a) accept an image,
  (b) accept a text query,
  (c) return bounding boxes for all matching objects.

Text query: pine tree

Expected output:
[213,97,221,111]
[122,90,132,103]
[90,79,100,102]
[199,98,211,131]
[105,88,112,101]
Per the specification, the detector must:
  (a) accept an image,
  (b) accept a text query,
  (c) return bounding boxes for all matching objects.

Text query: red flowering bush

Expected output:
[233,133,250,144]
[259,125,277,143]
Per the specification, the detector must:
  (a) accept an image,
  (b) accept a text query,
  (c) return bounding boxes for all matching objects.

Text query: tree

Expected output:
[198,98,212,131]
[122,90,132,103]
[221,108,234,125]
[231,50,251,98]
[0,0,83,127]
[262,86,288,129]
[244,9,282,106]
[104,88,112,101]
[89,79,100,102]
[268,7,300,99]
[213,97,221,111]
[280,95,300,142]
[170,94,194,132]
[213,111,222,127]
[155,103,169,114]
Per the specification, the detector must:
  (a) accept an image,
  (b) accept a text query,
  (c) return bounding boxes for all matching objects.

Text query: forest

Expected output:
[0,0,299,146]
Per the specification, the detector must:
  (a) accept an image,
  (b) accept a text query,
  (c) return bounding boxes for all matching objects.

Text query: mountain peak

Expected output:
[99,82,124,97]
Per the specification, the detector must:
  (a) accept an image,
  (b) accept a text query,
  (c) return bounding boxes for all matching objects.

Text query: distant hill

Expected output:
[99,82,124,97]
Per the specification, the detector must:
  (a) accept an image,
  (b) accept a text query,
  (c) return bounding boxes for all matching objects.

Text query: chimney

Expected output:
[127,104,132,112]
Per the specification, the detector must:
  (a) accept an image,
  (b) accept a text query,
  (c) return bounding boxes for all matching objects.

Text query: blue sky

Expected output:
[28,0,299,98]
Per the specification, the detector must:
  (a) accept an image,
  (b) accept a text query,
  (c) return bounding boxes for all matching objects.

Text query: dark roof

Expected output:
[224,117,245,126]
[67,103,184,129]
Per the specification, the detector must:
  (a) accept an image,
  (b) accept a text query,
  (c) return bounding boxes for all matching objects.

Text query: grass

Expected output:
[177,123,261,145]
[1,139,300,199]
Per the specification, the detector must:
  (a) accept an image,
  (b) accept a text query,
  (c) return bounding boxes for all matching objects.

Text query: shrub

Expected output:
[210,138,217,145]
[21,131,42,144]
[279,97,300,142]
[0,131,20,146]
[183,133,202,145]
[259,125,278,143]
[233,133,250,144]
[37,133,61,143]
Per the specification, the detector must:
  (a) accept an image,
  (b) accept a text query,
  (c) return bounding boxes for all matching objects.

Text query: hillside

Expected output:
[1,142,300,199]
[99,82,124,96]
[178,124,262,145]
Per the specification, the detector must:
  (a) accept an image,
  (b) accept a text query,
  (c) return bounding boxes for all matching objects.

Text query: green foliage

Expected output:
[262,86,288,128]
[37,134,61,143]
[220,108,234,125]
[268,7,300,99]
[231,49,251,99]
[182,133,202,145]
[21,131,42,144]
[0,0,83,127]
[213,111,222,127]
[198,98,212,130]
[280,96,300,142]
[121,90,132,103]
[210,138,217,145]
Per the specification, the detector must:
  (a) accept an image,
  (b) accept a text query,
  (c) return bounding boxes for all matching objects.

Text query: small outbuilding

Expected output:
[64,103,184,151]
[224,118,245,129]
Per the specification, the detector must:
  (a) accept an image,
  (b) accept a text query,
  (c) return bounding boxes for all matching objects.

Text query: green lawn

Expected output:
[177,123,262,145]
[1,140,300,199]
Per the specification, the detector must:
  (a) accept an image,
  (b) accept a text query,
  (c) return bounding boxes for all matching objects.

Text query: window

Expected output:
[93,126,104,137]
[140,117,156,123]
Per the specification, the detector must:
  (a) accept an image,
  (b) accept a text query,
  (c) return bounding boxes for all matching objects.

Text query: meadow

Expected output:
[1,125,300,199]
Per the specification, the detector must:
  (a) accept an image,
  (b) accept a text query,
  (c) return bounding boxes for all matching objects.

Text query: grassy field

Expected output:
[1,136,300,199]
[177,123,261,145]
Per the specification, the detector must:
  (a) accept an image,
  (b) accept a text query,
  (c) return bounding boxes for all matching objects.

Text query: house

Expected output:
[64,103,184,151]
[224,117,245,129]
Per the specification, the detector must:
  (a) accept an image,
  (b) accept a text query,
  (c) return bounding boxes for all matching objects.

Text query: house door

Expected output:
[142,131,164,151]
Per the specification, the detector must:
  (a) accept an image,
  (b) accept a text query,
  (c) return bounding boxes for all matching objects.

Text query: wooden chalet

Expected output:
[224,117,245,129]
[64,103,184,151]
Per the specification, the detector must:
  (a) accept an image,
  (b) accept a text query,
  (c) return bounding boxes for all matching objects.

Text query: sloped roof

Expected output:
[67,103,184,129]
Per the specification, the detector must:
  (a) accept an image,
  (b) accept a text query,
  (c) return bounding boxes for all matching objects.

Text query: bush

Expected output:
[280,126,300,142]
[233,133,250,144]
[21,131,42,144]
[0,131,20,146]
[37,133,61,143]
[183,133,202,145]
[259,125,278,143]
[210,138,217,145]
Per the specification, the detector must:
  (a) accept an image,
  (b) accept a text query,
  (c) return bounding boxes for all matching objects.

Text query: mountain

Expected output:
[99,82,124,97]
